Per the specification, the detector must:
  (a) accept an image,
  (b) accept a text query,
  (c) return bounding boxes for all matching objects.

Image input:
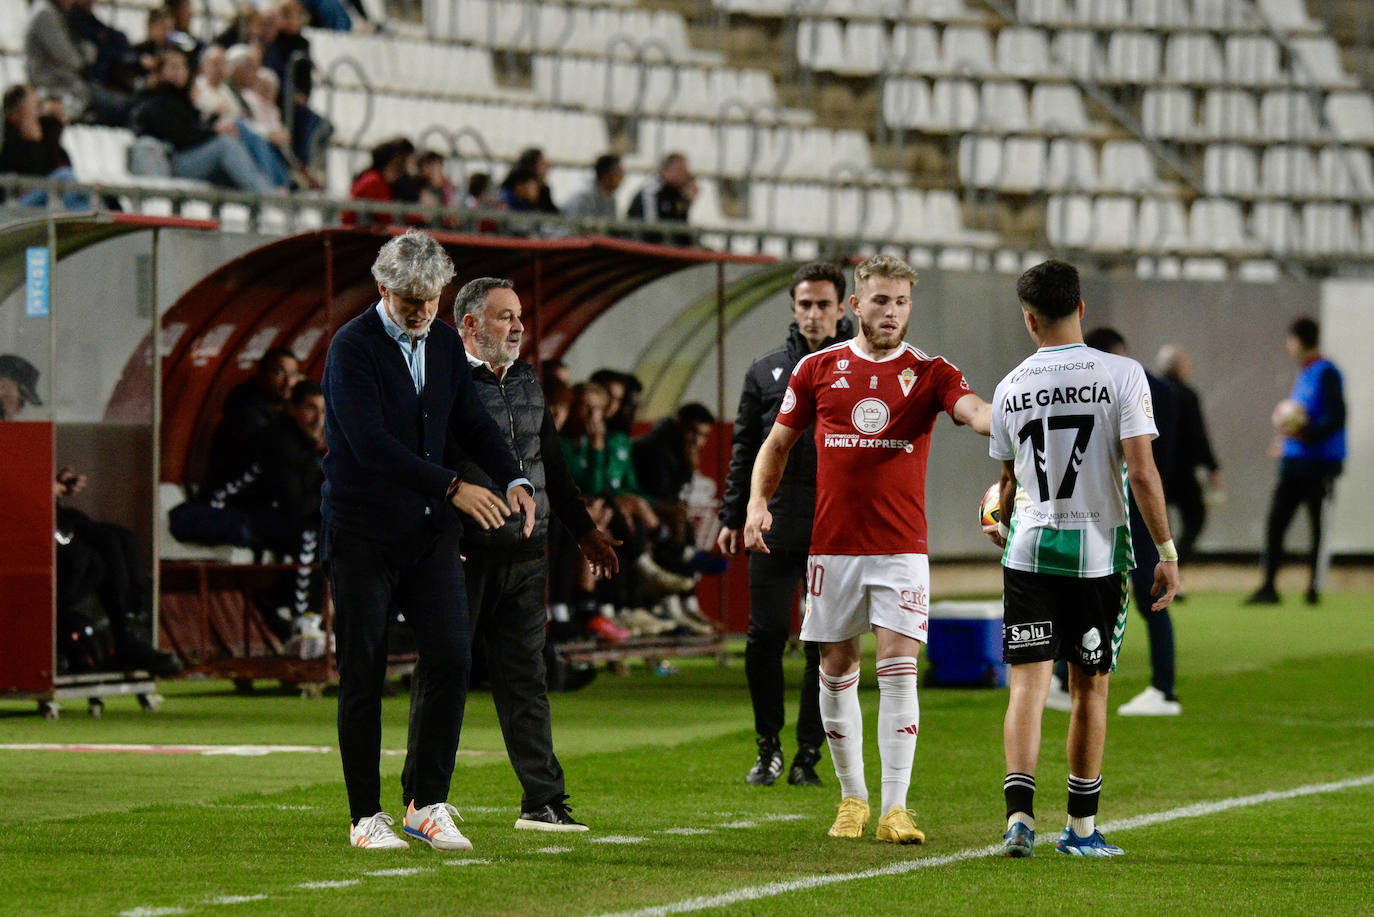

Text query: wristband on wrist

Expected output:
[997,522,1010,540]
[1155,539,1178,563]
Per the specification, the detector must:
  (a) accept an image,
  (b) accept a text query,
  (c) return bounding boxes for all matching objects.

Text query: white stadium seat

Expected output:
[1045,138,1099,191]
[1142,89,1197,139]
[1324,92,1374,142]
[1164,33,1225,85]
[1049,30,1105,81]
[1135,197,1190,251]
[1047,194,1093,248]
[1090,195,1137,251]
[996,28,1052,78]
[1106,32,1161,83]
[1319,147,1374,200]
[1225,36,1284,86]
[1029,84,1088,133]
[1201,90,1261,140]
[1260,90,1324,141]
[942,26,996,76]
[1100,140,1160,192]
[1261,146,1322,198]
[1203,144,1258,196]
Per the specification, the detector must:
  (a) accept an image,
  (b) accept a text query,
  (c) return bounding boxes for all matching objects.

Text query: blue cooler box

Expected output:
[926,601,1005,688]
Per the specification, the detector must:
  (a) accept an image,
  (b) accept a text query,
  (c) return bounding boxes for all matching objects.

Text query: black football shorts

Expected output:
[1002,567,1129,674]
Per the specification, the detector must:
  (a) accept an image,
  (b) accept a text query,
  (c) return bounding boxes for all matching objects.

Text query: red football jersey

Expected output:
[776,339,971,555]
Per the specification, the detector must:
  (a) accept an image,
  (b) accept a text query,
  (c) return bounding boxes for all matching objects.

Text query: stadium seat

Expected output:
[1301,202,1360,254]
[1324,92,1374,143]
[1203,144,1258,196]
[1289,37,1357,88]
[1029,84,1088,133]
[797,19,846,73]
[1260,90,1324,141]
[1191,0,1255,30]
[1250,200,1302,253]
[1088,195,1136,251]
[882,79,933,129]
[839,22,888,77]
[1200,90,1261,140]
[996,27,1052,78]
[1049,30,1105,81]
[1318,147,1374,200]
[1225,35,1284,86]
[958,135,1002,189]
[979,82,1030,132]
[1106,32,1161,83]
[1261,146,1322,198]
[942,26,996,76]
[1135,196,1190,251]
[1015,0,1072,25]
[1045,138,1099,190]
[930,79,980,130]
[1047,194,1093,248]
[1,0,29,52]
[1189,198,1257,253]
[1133,0,1192,29]
[1164,33,1225,85]
[891,24,941,74]
[1082,0,1130,27]
[1255,0,1321,33]
[1100,140,1160,193]
[1143,88,1197,139]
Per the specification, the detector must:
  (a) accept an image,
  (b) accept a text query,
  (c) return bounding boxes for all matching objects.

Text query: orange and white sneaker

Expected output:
[404,801,473,852]
[350,812,409,850]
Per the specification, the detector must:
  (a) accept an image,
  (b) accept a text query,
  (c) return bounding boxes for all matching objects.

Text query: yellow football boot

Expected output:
[827,797,871,838]
[876,806,926,845]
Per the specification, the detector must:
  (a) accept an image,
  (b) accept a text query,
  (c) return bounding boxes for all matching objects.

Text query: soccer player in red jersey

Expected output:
[744,255,992,843]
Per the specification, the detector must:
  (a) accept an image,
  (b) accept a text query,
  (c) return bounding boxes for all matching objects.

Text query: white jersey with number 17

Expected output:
[989,343,1158,578]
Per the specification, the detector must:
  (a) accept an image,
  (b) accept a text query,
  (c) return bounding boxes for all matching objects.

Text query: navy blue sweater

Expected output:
[321,306,523,541]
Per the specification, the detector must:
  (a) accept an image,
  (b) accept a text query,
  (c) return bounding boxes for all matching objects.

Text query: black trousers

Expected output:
[1129,504,1174,696]
[1260,468,1336,592]
[326,523,470,822]
[745,548,823,749]
[461,551,565,812]
[1167,469,1207,565]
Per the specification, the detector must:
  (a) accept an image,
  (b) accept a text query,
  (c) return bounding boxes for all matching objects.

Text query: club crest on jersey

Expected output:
[898,367,917,396]
[851,397,890,435]
[837,359,849,372]
[781,388,797,414]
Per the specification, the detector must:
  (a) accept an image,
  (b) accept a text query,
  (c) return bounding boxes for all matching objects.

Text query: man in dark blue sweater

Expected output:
[322,229,535,853]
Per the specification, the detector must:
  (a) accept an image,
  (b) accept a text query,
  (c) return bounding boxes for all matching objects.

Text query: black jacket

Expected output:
[202,379,282,496]
[449,358,595,557]
[131,85,215,152]
[632,419,693,503]
[322,307,522,542]
[1168,378,1219,480]
[718,318,852,552]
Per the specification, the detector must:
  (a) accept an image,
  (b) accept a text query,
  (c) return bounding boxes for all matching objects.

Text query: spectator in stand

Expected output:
[131,50,283,192]
[165,0,205,63]
[416,151,458,210]
[501,147,558,214]
[466,172,496,209]
[192,44,291,188]
[263,0,331,168]
[1157,345,1223,567]
[24,0,112,123]
[627,152,695,244]
[201,346,300,496]
[590,368,642,436]
[129,7,177,88]
[447,277,620,830]
[66,0,140,96]
[214,3,266,49]
[633,403,714,508]
[562,154,623,221]
[498,166,542,213]
[345,136,414,226]
[1,84,89,210]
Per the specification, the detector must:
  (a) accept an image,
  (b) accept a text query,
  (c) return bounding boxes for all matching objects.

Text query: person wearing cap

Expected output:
[0,353,43,420]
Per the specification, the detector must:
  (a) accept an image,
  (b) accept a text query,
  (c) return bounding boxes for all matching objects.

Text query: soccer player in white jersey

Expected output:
[987,260,1179,858]
[744,254,992,843]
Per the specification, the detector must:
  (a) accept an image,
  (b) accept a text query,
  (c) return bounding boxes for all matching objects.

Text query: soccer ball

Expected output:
[1272,399,1308,436]
[978,483,1001,528]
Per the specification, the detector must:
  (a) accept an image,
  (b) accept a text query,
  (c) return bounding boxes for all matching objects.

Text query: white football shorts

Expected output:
[799,553,931,643]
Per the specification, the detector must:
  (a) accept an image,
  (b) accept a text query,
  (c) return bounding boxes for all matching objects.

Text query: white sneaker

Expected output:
[1118,686,1182,716]
[1044,681,1072,712]
[404,801,474,851]
[350,812,410,850]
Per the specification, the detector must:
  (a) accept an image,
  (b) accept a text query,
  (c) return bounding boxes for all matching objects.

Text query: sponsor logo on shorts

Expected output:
[1006,621,1052,649]
[899,586,928,613]
[851,397,890,435]
[1082,627,1101,651]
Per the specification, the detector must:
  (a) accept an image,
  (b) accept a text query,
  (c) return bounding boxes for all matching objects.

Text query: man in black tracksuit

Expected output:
[717,262,851,787]
[446,277,621,832]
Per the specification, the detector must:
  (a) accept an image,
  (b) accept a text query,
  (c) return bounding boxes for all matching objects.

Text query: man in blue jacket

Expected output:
[322,229,535,853]
[1247,316,1346,606]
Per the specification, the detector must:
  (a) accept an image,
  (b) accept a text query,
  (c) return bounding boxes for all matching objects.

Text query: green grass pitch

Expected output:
[1,592,1370,916]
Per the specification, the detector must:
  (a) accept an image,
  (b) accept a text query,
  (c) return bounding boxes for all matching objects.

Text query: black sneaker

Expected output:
[515,797,588,832]
[746,735,784,786]
[787,744,823,787]
[1243,587,1280,605]
[1305,588,1321,605]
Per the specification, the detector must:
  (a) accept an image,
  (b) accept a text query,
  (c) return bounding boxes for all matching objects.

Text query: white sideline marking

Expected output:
[590,835,647,844]
[364,867,427,878]
[596,774,1374,917]
[297,880,360,890]
[443,858,494,866]
[206,894,269,905]
[0,743,484,757]
[120,908,187,916]
[660,828,713,836]
[536,847,573,854]
[716,821,756,829]
[197,804,316,811]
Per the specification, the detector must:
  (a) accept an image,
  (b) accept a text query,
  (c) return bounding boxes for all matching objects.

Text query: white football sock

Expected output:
[875,656,920,814]
[819,668,866,801]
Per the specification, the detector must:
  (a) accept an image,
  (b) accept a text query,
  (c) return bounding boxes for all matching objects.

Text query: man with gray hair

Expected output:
[322,229,536,853]
[437,276,620,831]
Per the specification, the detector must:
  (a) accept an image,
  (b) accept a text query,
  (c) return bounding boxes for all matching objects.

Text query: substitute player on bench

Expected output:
[988,260,1179,858]
[745,254,992,844]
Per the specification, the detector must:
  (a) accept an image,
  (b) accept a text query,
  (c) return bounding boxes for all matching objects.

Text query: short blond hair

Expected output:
[853,254,918,295]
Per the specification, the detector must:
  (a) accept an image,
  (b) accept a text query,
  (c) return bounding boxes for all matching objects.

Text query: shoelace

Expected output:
[425,802,463,835]
[362,812,399,841]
